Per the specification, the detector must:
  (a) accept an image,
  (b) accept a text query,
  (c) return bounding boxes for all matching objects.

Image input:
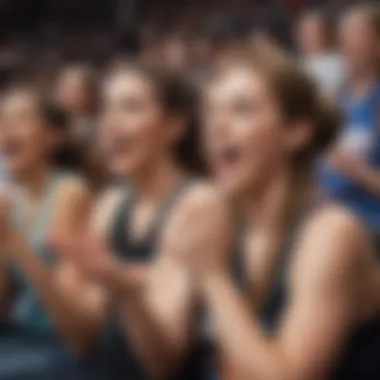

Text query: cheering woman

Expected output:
[174,51,380,380]
[56,62,218,380]
[0,86,106,379]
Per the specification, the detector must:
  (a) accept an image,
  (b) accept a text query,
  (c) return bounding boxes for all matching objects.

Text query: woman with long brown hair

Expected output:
[174,51,380,379]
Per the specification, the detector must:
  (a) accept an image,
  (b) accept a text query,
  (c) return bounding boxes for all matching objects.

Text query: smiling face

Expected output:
[99,69,180,179]
[0,91,57,177]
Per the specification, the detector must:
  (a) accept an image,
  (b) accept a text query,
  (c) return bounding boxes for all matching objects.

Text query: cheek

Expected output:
[127,113,162,154]
[242,118,284,186]
[21,122,46,146]
[247,110,283,157]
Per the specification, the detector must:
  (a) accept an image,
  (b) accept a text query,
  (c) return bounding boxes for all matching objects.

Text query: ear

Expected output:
[284,119,313,156]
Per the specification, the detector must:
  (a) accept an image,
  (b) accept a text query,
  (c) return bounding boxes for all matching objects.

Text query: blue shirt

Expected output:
[319,82,380,231]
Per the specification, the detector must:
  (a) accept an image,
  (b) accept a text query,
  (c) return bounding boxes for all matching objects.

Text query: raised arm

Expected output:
[9,178,107,355]
[329,114,380,198]
[195,207,370,380]
[118,184,233,379]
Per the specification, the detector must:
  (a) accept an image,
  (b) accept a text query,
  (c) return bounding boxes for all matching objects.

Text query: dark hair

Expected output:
[36,91,106,190]
[57,64,99,115]
[219,51,342,165]
[1,85,97,181]
[106,61,205,175]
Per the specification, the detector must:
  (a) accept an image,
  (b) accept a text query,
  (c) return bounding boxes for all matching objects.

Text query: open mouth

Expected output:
[212,145,243,176]
[216,146,242,167]
[107,136,133,157]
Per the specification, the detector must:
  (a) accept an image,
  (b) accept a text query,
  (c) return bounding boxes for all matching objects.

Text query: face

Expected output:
[339,11,378,76]
[163,38,188,71]
[297,16,326,55]
[56,70,91,115]
[100,71,178,178]
[203,67,286,197]
[0,92,55,177]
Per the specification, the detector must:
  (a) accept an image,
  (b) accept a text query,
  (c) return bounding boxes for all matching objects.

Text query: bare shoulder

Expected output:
[292,204,370,289]
[300,204,369,254]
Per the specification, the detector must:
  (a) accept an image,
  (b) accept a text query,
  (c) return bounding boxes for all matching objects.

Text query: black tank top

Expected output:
[98,180,210,380]
[234,210,380,380]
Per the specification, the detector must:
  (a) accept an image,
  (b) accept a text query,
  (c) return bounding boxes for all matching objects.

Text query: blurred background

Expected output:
[1,0,380,379]
[0,0,353,86]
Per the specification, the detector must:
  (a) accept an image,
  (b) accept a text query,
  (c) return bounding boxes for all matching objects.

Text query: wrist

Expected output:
[101,262,140,298]
[200,268,230,295]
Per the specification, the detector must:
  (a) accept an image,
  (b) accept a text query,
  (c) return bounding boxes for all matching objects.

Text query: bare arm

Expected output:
[198,208,368,380]
[329,145,380,197]
[117,184,229,379]
[52,187,150,295]
[10,178,107,354]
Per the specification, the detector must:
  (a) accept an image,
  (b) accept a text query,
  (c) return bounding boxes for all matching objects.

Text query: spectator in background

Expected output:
[0,86,105,380]
[55,64,98,144]
[56,64,107,191]
[161,33,190,74]
[319,4,380,242]
[190,34,215,83]
[296,9,344,96]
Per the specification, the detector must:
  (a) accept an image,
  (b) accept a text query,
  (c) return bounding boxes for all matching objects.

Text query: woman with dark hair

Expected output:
[0,86,106,380]
[171,51,380,379]
[55,64,107,192]
[56,62,213,379]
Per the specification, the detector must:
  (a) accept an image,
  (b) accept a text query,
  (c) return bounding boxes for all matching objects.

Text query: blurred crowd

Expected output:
[0,0,380,379]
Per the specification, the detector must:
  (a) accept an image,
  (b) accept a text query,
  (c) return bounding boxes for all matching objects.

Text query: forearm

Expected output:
[98,263,150,298]
[350,164,380,197]
[332,153,380,197]
[12,236,103,354]
[119,288,187,380]
[202,271,288,380]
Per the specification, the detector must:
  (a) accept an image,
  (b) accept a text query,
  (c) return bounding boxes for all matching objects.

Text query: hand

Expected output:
[49,228,118,282]
[329,150,363,180]
[162,191,233,276]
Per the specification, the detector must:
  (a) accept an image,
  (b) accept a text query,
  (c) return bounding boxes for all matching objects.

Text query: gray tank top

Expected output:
[9,171,67,338]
